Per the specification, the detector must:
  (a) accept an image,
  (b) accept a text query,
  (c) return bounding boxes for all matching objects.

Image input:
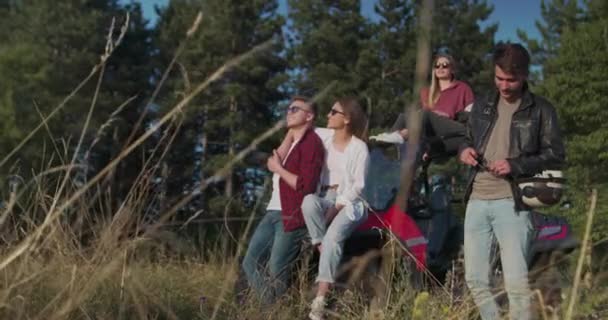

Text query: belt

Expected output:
[320,184,338,192]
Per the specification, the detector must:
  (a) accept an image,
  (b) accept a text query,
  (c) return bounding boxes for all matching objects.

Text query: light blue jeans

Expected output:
[464,198,534,320]
[301,191,367,283]
[241,210,307,304]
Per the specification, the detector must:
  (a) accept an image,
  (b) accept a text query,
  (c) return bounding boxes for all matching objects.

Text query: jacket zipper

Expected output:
[465,106,498,201]
[479,108,498,156]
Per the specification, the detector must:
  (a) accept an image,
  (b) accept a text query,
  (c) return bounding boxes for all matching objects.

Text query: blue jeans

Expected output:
[464,198,534,320]
[241,210,306,304]
[301,191,367,283]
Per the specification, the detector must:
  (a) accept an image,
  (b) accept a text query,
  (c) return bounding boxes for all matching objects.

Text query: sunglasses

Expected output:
[475,154,490,171]
[287,105,311,114]
[435,62,451,69]
[329,108,345,116]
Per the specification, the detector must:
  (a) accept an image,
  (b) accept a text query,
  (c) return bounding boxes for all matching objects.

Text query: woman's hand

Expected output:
[324,203,345,225]
[324,206,339,225]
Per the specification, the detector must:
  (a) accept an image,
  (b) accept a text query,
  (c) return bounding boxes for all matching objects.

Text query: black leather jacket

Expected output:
[459,85,566,209]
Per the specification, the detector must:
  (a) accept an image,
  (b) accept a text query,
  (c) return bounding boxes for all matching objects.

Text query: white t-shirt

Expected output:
[266,139,299,211]
[314,128,369,220]
[326,142,346,186]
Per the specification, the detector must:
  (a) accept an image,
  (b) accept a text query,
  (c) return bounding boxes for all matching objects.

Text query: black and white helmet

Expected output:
[517,170,566,208]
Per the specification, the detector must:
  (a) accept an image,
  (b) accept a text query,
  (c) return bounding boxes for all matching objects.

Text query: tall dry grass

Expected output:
[0,4,607,320]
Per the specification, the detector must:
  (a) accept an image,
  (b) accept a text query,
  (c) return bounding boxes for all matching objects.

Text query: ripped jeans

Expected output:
[301,190,367,283]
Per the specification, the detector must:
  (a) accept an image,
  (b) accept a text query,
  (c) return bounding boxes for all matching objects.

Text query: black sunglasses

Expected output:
[287,105,311,114]
[329,108,345,116]
[435,62,451,69]
[475,154,490,171]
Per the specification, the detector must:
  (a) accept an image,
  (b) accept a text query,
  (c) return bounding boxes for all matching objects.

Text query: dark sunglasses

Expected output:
[329,108,345,116]
[475,154,490,171]
[435,62,451,69]
[287,105,311,114]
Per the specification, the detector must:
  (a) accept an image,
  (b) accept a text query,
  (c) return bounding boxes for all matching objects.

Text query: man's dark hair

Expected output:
[290,95,317,118]
[493,42,530,76]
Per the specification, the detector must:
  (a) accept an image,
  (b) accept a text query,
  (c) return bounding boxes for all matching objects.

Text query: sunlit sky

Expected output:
[134,0,542,42]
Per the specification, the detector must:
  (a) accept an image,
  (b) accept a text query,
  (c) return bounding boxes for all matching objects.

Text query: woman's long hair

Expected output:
[337,97,368,141]
[428,53,457,109]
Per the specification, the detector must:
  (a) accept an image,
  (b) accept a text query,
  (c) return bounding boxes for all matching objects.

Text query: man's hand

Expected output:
[267,150,283,173]
[459,147,478,167]
[488,160,511,176]
[422,151,430,162]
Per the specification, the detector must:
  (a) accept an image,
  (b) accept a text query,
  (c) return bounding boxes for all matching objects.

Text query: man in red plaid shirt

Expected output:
[242,96,325,304]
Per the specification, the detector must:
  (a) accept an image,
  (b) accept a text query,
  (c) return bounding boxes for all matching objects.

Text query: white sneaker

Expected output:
[369,131,404,144]
[308,296,326,320]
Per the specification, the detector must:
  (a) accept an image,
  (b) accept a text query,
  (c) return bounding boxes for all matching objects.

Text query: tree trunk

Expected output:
[224,96,237,198]
[199,107,208,205]
[198,108,208,254]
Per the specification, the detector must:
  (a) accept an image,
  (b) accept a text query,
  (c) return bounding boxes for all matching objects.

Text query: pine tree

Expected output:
[498,0,608,242]
[517,0,584,70]
[0,0,154,193]
[538,7,608,186]
[286,0,369,110]
[515,0,608,186]
[286,0,495,126]
[155,0,287,214]
[363,0,418,129]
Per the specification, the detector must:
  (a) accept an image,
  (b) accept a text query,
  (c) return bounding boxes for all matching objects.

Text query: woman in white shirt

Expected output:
[302,97,369,320]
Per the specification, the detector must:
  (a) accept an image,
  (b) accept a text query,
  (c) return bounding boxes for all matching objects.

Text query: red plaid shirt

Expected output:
[279,128,325,231]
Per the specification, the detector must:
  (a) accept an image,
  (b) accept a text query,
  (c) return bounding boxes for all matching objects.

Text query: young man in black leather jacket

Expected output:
[458,43,565,320]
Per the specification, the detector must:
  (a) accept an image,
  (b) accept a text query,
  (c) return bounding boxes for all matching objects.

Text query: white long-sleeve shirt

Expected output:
[315,128,369,218]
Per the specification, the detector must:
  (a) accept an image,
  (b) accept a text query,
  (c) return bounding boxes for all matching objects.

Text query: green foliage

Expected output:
[515,0,608,242]
[0,0,154,193]
[517,0,584,69]
[287,0,496,129]
[537,13,608,186]
[287,0,369,112]
[2,1,608,319]
[155,0,287,205]
[363,0,417,128]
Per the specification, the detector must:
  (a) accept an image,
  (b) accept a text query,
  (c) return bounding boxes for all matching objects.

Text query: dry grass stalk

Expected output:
[33,101,66,165]
[377,0,433,313]
[565,189,597,319]
[0,13,130,170]
[85,94,139,161]
[395,0,433,210]
[209,185,269,320]
[0,36,275,275]
[122,12,203,150]
[534,289,550,320]
[3,3,603,320]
